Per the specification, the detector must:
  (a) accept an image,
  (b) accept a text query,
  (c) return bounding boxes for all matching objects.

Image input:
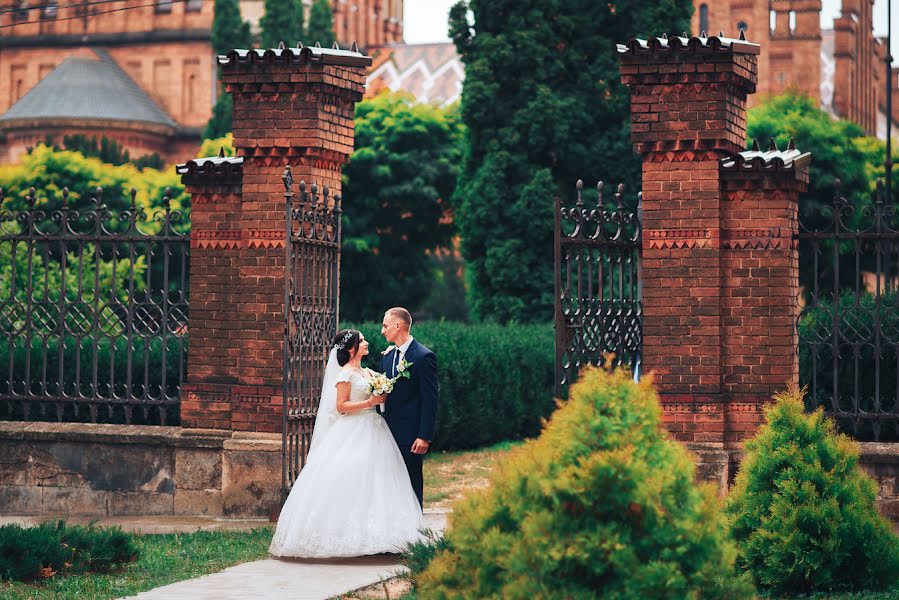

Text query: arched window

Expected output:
[699,4,709,35]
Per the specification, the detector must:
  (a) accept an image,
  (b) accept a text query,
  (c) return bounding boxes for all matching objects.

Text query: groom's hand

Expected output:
[411,438,430,454]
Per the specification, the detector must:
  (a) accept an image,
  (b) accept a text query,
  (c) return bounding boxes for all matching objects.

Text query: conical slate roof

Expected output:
[0,50,177,130]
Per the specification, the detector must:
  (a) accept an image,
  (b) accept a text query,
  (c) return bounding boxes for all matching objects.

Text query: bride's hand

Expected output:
[368,394,386,405]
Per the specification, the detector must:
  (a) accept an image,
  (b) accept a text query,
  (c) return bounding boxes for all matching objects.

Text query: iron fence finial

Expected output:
[61,187,68,206]
[282,166,294,193]
[27,187,37,207]
[163,187,172,209]
[575,179,584,207]
[875,179,885,204]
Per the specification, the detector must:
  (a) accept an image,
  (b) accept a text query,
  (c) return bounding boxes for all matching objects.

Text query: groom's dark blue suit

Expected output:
[380,339,438,508]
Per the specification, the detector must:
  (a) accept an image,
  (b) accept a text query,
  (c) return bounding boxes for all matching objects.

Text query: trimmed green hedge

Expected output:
[0,520,137,582]
[348,321,555,451]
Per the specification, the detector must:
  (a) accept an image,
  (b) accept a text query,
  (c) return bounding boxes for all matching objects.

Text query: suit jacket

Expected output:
[380,340,438,446]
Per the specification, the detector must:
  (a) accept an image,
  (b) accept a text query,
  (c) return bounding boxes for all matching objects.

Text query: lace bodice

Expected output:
[335,368,372,407]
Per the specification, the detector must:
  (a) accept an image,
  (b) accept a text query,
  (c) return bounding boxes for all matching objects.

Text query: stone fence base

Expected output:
[0,422,281,518]
[689,442,899,523]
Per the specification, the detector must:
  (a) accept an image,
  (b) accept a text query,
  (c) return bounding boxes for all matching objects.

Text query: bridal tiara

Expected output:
[334,330,355,350]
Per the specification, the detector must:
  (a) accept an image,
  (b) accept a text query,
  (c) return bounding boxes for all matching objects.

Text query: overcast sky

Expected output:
[405,0,897,58]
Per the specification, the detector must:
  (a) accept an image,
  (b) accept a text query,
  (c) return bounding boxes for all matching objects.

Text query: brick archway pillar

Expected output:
[179,45,371,433]
[618,35,809,486]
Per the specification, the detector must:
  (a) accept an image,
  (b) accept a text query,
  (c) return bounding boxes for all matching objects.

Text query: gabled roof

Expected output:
[0,49,177,131]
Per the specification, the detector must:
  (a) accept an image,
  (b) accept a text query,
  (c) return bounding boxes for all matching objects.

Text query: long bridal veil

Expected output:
[306,347,340,464]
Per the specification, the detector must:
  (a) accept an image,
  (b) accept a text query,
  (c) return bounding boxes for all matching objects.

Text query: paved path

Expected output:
[118,511,447,600]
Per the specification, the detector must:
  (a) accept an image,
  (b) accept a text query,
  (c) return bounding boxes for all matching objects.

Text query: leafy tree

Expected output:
[260,0,304,49]
[33,135,164,170]
[306,0,336,48]
[419,366,755,597]
[449,0,692,323]
[212,0,251,55]
[747,93,898,296]
[199,133,236,158]
[726,386,899,594]
[340,92,463,321]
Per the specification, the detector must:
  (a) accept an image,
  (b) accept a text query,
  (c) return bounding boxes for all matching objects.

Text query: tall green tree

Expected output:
[206,0,252,142]
[306,0,336,48]
[449,0,692,323]
[340,92,463,321]
[212,0,252,54]
[260,0,304,49]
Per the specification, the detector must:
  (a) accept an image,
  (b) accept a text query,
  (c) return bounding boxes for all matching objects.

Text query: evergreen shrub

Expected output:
[726,387,899,595]
[0,520,137,582]
[418,366,755,599]
[350,321,555,451]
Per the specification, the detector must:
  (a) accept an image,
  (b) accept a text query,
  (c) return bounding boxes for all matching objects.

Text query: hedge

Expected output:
[347,321,556,451]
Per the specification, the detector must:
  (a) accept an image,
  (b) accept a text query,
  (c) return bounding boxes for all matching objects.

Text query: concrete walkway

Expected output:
[116,511,447,600]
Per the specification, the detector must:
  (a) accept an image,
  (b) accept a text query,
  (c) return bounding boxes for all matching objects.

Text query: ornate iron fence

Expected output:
[798,180,899,441]
[554,180,642,398]
[0,186,189,425]
[282,168,341,501]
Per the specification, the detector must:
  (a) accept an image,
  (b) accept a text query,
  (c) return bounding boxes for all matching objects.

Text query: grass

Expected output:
[0,526,273,600]
[423,439,522,510]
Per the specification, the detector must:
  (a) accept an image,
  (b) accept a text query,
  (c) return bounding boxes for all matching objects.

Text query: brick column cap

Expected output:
[720,138,811,190]
[218,43,373,69]
[616,33,760,57]
[175,155,243,189]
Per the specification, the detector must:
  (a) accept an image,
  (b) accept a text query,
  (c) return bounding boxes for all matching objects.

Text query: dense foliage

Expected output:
[448,0,692,323]
[349,320,555,451]
[726,387,899,594]
[306,0,336,47]
[33,135,163,171]
[418,366,754,598]
[341,92,463,321]
[0,520,137,582]
[260,0,304,49]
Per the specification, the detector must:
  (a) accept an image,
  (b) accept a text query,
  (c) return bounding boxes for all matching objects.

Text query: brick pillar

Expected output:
[618,35,810,455]
[179,45,371,433]
[719,141,808,443]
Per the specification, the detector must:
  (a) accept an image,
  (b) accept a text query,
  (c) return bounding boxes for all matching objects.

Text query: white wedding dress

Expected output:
[270,351,425,558]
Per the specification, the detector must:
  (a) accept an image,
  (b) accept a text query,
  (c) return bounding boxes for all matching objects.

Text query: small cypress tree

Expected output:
[306,0,336,48]
[419,366,755,598]
[726,387,899,595]
[260,0,304,49]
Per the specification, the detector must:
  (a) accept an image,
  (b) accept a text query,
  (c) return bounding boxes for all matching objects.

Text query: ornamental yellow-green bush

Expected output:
[725,386,899,595]
[417,366,755,599]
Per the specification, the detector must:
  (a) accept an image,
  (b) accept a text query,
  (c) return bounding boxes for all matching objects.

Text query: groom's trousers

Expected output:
[399,445,424,509]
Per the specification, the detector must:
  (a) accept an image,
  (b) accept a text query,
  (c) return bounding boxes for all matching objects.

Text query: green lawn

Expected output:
[1,527,273,600]
[423,440,522,510]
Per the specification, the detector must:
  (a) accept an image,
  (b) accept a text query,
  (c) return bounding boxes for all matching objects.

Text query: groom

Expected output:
[380,307,438,509]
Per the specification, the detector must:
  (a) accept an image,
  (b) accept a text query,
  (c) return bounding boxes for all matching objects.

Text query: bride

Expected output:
[269,329,425,558]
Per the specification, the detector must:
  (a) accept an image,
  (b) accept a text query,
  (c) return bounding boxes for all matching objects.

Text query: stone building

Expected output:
[692,0,898,139]
[0,0,404,164]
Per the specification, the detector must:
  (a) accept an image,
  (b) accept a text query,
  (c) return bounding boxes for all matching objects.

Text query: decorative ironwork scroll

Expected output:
[281,167,341,501]
[554,180,642,398]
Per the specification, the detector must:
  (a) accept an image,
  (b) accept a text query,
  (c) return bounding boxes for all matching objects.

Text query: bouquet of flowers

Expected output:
[368,372,396,396]
[368,358,413,396]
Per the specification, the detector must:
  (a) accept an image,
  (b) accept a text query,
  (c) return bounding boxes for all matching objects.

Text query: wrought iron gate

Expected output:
[554,180,642,398]
[798,180,899,441]
[281,167,342,501]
